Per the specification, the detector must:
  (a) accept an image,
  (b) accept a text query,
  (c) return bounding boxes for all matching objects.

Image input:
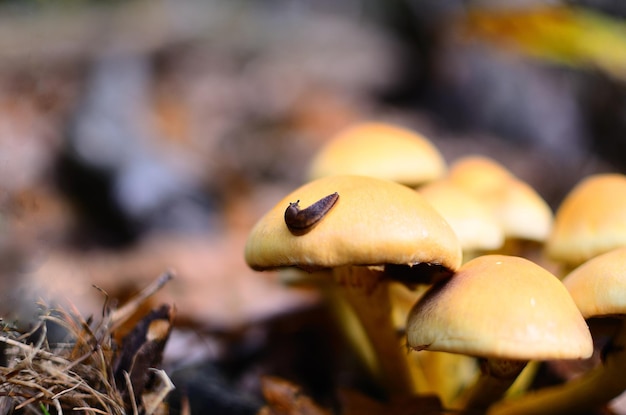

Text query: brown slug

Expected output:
[284,192,339,234]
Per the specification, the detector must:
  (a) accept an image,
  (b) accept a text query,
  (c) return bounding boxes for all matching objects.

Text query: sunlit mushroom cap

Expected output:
[546,174,626,266]
[563,247,626,319]
[418,180,504,251]
[307,122,446,186]
[406,255,593,360]
[447,155,513,195]
[245,175,462,274]
[448,155,552,242]
[495,180,553,242]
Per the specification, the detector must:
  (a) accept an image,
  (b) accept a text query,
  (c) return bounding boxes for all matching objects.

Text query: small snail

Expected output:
[284,192,339,234]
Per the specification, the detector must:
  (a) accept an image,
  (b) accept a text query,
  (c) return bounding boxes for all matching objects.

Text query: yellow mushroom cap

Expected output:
[307,122,446,186]
[245,174,462,273]
[448,155,552,242]
[563,247,626,319]
[495,180,553,242]
[418,180,504,251]
[447,155,513,195]
[546,174,626,266]
[406,255,593,360]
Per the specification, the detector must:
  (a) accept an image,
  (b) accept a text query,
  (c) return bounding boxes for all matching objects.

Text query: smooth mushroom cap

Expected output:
[563,247,626,319]
[418,180,504,251]
[495,179,553,242]
[447,155,513,196]
[307,122,446,186]
[406,255,593,360]
[546,174,626,266]
[448,156,552,242]
[245,174,462,273]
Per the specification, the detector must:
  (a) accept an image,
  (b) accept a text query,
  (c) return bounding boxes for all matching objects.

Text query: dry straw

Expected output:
[0,271,174,415]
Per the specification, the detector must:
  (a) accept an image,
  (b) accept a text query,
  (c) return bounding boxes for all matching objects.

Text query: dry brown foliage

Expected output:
[0,272,175,415]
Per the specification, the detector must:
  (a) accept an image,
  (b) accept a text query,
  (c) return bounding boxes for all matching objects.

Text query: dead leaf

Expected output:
[258,376,331,415]
[113,304,175,412]
[338,388,443,415]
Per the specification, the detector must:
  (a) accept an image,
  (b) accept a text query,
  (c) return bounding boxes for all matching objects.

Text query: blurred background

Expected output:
[1,0,626,413]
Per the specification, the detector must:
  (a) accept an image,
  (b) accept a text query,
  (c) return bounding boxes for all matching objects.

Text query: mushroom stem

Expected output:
[390,283,476,403]
[487,319,626,415]
[333,265,422,397]
[453,358,527,414]
[280,269,381,384]
[412,351,478,407]
[324,284,381,381]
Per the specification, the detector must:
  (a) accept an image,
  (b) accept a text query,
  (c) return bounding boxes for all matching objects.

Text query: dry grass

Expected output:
[0,272,175,415]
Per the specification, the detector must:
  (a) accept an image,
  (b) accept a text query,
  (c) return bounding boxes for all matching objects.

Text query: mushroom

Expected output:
[245,174,462,397]
[446,156,513,195]
[410,180,506,406]
[545,173,626,271]
[393,179,506,331]
[406,255,593,413]
[489,247,626,415]
[447,156,553,259]
[307,122,446,187]
[305,122,449,392]
[418,180,505,260]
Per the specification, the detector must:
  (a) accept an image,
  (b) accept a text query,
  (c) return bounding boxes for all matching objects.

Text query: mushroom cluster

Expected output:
[245,173,461,397]
[244,121,626,413]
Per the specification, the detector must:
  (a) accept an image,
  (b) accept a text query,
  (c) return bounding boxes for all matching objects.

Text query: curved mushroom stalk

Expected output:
[488,319,626,415]
[454,358,527,412]
[334,265,423,397]
[280,268,381,386]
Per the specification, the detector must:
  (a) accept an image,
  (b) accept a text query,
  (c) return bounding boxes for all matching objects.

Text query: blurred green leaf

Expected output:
[460,5,626,82]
